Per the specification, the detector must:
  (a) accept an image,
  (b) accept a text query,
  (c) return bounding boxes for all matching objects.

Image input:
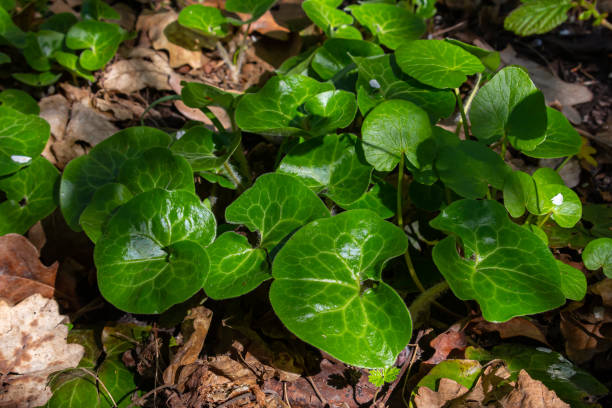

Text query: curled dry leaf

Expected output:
[500,370,570,408]
[560,308,612,364]
[0,233,58,304]
[591,279,612,308]
[425,327,468,365]
[0,294,84,407]
[102,47,176,93]
[470,316,549,346]
[414,377,469,408]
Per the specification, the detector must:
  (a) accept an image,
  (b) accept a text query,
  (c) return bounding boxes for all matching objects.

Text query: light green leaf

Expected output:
[303,0,353,36]
[348,3,425,50]
[583,238,612,277]
[278,133,372,206]
[341,180,396,219]
[205,231,270,299]
[234,75,333,136]
[470,66,547,149]
[97,357,138,407]
[12,72,62,86]
[79,183,133,243]
[181,81,237,111]
[522,107,582,159]
[395,40,484,89]
[503,170,532,218]
[23,30,64,71]
[66,20,125,70]
[369,366,401,387]
[226,0,276,22]
[504,0,573,36]
[415,359,481,392]
[467,344,608,407]
[353,54,455,121]
[95,189,216,314]
[45,371,99,408]
[171,126,239,172]
[445,38,500,72]
[0,89,39,114]
[556,260,586,301]
[54,51,95,81]
[311,38,383,81]
[225,173,329,249]
[178,5,229,38]
[59,127,171,231]
[361,99,434,172]
[430,199,566,322]
[270,209,411,368]
[303,90,357,136]
[0,105,50,176]
[0,157,59,235]
[435,140,510,199]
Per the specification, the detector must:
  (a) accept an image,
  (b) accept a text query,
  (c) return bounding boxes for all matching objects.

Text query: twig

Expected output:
[127,384,177,408]
[401,343,421,407]
[430,20,467,38]
[283,382,292,408]
[216,41,238,81]
[234,23,252,84]
[306,376,327,405]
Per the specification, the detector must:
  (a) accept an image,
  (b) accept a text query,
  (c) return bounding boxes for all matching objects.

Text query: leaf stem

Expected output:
[523,213,535,226]
[454,88,470,138]
[463,73,482,114]
[215,41,239,82]
[537,212,552,228]
[140,94,182,126]
[223,161,242,190]
[200,105,226,132]
[556,155,572,172]
[234,23,251,84]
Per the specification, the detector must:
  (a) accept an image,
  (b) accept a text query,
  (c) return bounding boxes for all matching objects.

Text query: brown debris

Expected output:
[102,48,176,94]
[425,327,468,365]
[470,317,549,346]
[0,234,58,304]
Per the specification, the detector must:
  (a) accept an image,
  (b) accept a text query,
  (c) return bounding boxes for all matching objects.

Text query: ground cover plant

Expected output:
[1,0,611,406]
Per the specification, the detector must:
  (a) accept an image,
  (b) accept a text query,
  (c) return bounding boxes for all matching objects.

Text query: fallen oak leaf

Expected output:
[0,233,58,304]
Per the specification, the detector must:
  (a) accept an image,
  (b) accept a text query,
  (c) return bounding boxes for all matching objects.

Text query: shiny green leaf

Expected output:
[54,51,95,81]
[504,0,572,36]
[557,260,586,301]
[0,89,39,114]
[226,0,276,22]
[23,30,64,71]
[79,183,133,243]
[311,38,383,81]
[583,238,612,277]
[97,357,138,407]
[66,20,125,70]
[303,0,353,36]
[181,81,237,111]
[303,90,357,136]
[171,126,239,172]
[177,5,229,38]
[416,359,481,391]
[522,107,582,159]
[341,180,395,219]
[445,38,500,72]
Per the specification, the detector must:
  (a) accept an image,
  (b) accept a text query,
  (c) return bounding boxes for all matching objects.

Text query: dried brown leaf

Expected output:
[591,279,612,308]
[471,316,549,346]
[425,328,467,365]
[499,370,570,408]
[414,378,469,408]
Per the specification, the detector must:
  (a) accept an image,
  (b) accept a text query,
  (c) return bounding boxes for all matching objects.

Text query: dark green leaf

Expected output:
[181,81,237,111]
[171,126,239,172]
[79,183,133,243]
[430,199,566,322]
[522,107,582,159]
[583,238,612,277]
[12,71,62,86]
[504,0,573,36]
[225,173,329,249]
[0,6,26,47]
[23,30,64,71]
[0,51,10,63]
[95,189,216,314]
[226,0,276,22]
[395,40,484,89]
[81,0,120,21]
[503,170,532,218]
[0,89,39,114]
[66,20,125,70]
[311,38,383,81]
[341,180,396,219]
[302,0,353,36]
[270,209,411,368]
[177,5,229,38]
[97,357,138,407]
[409,181,445,211]
[40,12,79,33]
[303,90,357,136]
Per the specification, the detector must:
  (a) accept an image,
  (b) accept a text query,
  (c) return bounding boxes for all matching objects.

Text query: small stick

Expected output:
[306,376,327,405]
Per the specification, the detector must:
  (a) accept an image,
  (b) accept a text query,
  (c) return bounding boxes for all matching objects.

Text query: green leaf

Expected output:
[171,126,239,172]
[557,260,586,301]
[234,75,334,136]
[504,0,573,36]
[444,38,500,72]
[522,107,582,158]
[435,140,510,199]
[54,51,95,81]
[23,30,64,71]
[270,209,411,368]
[409,181,446,211]
[12,71,62,86]
[415,359,481,391]
[278,133,372,206]
[0,89,39,114]
[95,189,216,314]
[395,40,484,89]
[503,170,532,218]
[79,183,133,243]
[81,0,120,21]
[97,357,138,407]
[470,66,547,149]
[467,344,608,407]
[430,199,566,322]
[583,238,612,277]
[0,105,50,176]
[226,0,276,22]
[369,366,401,387]
[0,52,10,64]
[68,329,101,368]
[205,231,270,299]
[361,99,434,172]
[0,6,26,47]
[341,180,396,219]
[46,371,99,408]
[59,127,171,231]
[583,204,612,239]
[225,173,329,249]
[303,90,357,136]
[353,54,456,121]
[523,224,549,245]
[348,3,425,50]
[181,81,237,111]
[311,38,383,81]
[302,0,353,36]
[116,147,195,195]
[0,157,59,235]
[41,12,79,33]
[66,20,125,70]
[101,324,151,357]
[0,0,15,11]
[178,5,229,38]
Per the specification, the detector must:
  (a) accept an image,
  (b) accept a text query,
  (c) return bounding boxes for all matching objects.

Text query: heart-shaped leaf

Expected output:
[341,180,396,219]
[348,3,425,50]
[81,0,120,21]
[79,183,133,244]
[0,89,39,115]
[522,107,581,159]
[225,173,329,249]
[395,40,484,89]
[181,81,237,111]
[431,199,566,322]
[0,105,50,176]
[53,51,95,81]
[311,38,383,81]
[303,90,357,136]
[95,189,216,314]
[116,147,195,195]
[352,54,455,120]
[234,75,333,136]
[205,231,270,299]
[361,99,434,172]
[583,238,612,278]
[557,260,586,301]
[278,133,372,205]
[270,209,411,368]
[178,5,229,38]
[171,126,239,172]
[504,0,572,36]
[23,30,64,71]
[66,20,125,70]
[302,0,353,37]
[435,140,510,199]
[0,157,59,235]
[12,71,62,86]
[60,127,171,231]
[470,66,547,150]
[226,0,276,23]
